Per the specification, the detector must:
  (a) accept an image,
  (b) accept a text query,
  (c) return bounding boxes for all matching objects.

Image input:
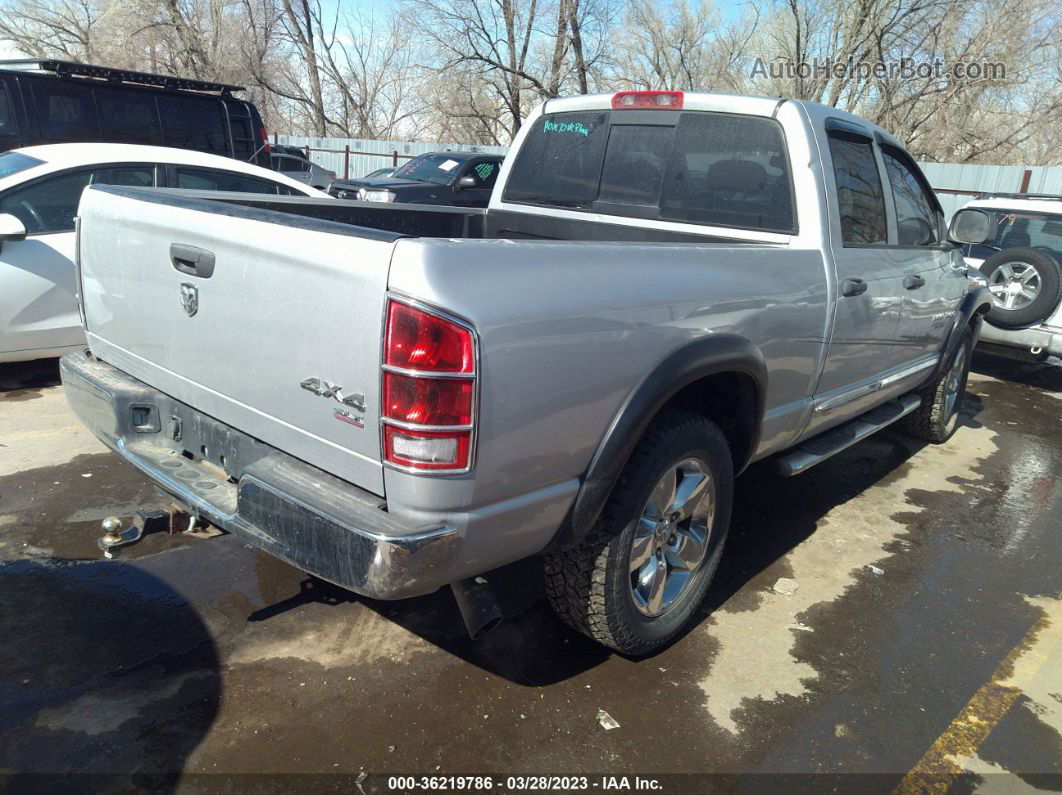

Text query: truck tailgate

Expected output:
[77,186,396,495]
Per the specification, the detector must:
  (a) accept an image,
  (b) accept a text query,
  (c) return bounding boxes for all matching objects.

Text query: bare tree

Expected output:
[0,0,112,61]
[402,0,553,137]
[607,0,758,93]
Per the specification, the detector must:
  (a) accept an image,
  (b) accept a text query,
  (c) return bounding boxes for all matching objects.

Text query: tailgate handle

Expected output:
[170,244,215,278]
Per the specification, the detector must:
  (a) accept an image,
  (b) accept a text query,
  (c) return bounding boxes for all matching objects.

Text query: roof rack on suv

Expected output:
[0,59,245,96]
[975,192,1062,202]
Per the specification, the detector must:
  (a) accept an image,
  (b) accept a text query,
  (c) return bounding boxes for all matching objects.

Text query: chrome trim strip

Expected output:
[381,417,474,433]
[382,364,475,379]
[879,355,938,387]
[813,355,939,414]
[814,382,879,413]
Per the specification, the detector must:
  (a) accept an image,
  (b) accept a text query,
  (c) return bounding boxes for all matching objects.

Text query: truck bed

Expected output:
[170,189,771,244]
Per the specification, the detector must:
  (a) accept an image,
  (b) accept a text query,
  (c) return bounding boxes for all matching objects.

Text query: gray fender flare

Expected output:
[929,286,992,383]
[548,334,767,550]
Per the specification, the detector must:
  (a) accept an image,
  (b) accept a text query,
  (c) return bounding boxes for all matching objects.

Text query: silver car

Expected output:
[270,152,335,190]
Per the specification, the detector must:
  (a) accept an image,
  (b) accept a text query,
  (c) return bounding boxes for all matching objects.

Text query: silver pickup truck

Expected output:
[61,91,994,654]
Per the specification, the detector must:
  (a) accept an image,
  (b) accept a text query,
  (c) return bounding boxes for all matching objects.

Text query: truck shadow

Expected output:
[0,357,63,401]
[0,558,220,788]
[971,350,1061,392]
[280,389,985,683]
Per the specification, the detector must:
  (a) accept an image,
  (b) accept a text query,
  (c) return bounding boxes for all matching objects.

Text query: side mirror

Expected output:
[948,208,993,246]
[0,213,26,253]
[457,175,477,189]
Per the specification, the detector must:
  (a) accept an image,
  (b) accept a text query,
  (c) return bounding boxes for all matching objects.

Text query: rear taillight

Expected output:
[382,298,476,472]
[385,300,473,373]
[611,91,684,110]
[260,126,271,154]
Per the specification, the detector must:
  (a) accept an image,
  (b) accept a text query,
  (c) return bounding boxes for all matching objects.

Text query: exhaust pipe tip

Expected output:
[451,576,503,640]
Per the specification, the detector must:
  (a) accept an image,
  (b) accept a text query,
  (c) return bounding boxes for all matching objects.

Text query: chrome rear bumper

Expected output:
[60,351,459,599]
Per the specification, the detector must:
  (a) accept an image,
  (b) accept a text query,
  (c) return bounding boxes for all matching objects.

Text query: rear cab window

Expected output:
[502,109,795,234]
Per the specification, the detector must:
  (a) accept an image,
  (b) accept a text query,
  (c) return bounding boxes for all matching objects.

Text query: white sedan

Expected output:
[0,143,328,363]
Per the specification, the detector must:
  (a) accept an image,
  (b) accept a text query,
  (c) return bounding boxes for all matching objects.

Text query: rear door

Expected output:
[809,129,912,430]
[77,187,395,494]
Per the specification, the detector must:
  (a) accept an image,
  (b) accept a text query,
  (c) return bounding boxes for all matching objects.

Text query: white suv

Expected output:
[958,193,1062,360]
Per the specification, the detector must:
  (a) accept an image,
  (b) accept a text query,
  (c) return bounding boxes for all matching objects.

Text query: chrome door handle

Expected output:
[904,274,925,289]
[842,278,867,297]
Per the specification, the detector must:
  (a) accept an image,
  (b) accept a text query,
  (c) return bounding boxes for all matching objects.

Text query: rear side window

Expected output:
[32,84,98,141]
[93,166,154,187]
[827,134,886,244]
[95,89,161,144]
[0,83,16,136]
[503,110,794,233]
[881,147,939,246]
[174,167,284,194]
[159,97,227,154]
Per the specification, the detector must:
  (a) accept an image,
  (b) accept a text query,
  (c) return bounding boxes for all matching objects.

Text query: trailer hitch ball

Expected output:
[100,516,123,544]
[96,509,177,558]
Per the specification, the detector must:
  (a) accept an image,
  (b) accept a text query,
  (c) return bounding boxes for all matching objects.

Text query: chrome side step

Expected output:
[776,393,922,477]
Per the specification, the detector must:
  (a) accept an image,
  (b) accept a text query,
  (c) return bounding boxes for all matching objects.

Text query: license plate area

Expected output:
[152,401,272,483]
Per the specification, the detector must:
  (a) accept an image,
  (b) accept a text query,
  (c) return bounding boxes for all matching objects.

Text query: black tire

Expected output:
[978,247,1062,330]
[544,410,733,655]
[900,328,974,443]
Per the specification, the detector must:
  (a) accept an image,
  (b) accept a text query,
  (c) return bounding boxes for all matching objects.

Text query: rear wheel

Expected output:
[900,328,973,443]
[544,410,733,655]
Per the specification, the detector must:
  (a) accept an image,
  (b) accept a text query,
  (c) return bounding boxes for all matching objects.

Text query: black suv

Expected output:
[329,151,504,207]
[0,60,271,167]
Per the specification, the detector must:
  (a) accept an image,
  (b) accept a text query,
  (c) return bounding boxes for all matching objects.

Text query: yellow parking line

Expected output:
[894,594,1062,794]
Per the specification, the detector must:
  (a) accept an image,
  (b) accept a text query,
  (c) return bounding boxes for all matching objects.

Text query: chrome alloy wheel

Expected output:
[629,458,715,617]
[988,261,1041,310]
[944,341,968,420]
